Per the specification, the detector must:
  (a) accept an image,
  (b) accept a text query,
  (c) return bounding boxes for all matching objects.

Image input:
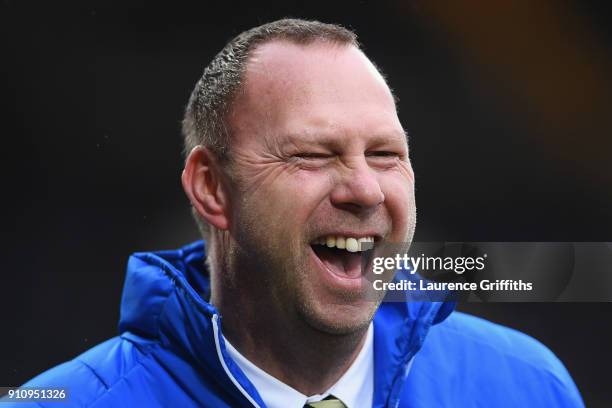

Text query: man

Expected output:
[12,19,583,407]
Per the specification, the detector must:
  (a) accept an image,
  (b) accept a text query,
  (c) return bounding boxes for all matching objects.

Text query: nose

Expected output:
[330,158,385,212]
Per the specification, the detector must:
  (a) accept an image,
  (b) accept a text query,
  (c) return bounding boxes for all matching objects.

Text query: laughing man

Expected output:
[14,19,584,408]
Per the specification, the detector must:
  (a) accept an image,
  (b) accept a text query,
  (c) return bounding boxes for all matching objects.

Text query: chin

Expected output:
[298,298,377,336]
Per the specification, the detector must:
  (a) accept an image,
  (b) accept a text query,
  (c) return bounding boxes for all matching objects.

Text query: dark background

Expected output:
[2,0,611,406]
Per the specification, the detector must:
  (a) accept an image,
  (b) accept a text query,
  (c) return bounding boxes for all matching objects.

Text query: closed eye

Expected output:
[366,151,405,169]
[292,152,334,159]
[366,151,401,158]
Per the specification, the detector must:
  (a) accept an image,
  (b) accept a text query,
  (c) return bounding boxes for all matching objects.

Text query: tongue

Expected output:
[314,246,363,278]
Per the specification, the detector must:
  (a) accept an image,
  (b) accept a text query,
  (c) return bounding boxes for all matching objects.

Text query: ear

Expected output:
[182,146,230,231]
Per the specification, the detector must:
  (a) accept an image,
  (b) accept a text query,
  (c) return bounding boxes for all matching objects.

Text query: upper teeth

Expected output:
[314,236,375,252]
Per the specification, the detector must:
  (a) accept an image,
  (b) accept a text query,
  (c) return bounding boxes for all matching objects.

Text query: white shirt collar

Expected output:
[224,323,374,408]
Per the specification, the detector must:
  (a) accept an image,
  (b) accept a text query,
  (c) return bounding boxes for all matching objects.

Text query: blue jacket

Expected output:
[12,241,584,407]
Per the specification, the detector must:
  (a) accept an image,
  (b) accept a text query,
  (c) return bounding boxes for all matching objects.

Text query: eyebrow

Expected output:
[279,129,408,149]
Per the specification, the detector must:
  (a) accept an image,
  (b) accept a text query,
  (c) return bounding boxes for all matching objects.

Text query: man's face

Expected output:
[225,41,415,334]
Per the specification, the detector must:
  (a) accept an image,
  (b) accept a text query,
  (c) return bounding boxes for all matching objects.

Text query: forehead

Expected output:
[229,40,402,147]
[243,40,394,109]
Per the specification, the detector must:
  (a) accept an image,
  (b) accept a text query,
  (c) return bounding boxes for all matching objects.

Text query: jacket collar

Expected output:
[118,241,454,408]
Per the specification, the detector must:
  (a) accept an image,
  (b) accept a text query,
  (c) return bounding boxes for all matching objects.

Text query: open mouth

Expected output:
[310,235,376,279]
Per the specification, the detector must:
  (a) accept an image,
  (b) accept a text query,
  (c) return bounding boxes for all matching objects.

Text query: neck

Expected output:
[208,237,368,395]
[215,288,368,395]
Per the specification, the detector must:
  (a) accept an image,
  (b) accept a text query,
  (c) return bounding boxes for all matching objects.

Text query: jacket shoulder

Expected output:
[18,335,155,408]
[440,311,566,372]
[404,311,584,407]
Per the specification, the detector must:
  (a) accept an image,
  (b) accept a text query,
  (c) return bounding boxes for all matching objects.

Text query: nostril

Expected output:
[332,202,365,213]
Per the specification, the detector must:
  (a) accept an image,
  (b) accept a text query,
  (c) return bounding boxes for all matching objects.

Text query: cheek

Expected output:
[380,171,416,239]
[272,171,330,215]
[240,170,330,232]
